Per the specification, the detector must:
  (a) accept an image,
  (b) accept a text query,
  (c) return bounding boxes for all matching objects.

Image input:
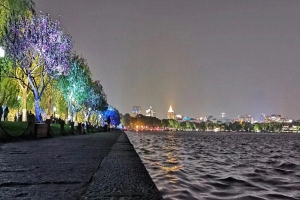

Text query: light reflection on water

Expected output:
[126,131,300,200]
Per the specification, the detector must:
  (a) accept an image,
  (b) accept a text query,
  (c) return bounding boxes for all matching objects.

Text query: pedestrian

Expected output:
[39,113,43,122]
[0,105,3,121]
[4,107,9,121]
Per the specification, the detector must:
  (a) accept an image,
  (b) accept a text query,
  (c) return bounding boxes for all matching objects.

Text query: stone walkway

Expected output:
[0,131,162,200]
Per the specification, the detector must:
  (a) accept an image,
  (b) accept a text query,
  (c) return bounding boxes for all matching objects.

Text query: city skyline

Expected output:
[128,104,296,122]
[35,0,300,120]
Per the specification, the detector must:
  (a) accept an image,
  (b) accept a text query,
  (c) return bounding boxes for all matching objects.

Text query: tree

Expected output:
[0,0,34,121]
[1,13,72,121]
[0,76,20,108]
[83,80,108,124]
[231,122,242,132]
[161,119,169,128]
[0,0,34,40]
[56,55,92,123]
[253,123,261,132]
[121,113,131,128]
[103,106,120,126]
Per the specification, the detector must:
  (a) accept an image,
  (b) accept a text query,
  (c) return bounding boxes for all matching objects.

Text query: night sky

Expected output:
[35,0,300,120]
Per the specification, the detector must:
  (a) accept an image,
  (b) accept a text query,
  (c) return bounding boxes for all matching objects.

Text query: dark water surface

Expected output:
[126,131,300,200]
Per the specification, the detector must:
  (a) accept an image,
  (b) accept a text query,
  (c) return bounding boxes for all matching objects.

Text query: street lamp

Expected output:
[0,46,4,83]
[0,47,4,57]
[53,106,56,117]
[17,96,20,121]
[0,47,4,124]
[53,106,57,123]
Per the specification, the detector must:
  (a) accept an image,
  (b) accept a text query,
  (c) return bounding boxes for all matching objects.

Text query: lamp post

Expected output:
[53,106,56,123]
[0,47,4,122]
[0,46,4,83]
[53,106,56,117]
[17,95,21,121]
[0,47,4,123]
[0,46,4,57]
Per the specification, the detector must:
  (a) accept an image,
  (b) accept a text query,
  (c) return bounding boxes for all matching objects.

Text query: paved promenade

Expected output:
[0,131,162,200]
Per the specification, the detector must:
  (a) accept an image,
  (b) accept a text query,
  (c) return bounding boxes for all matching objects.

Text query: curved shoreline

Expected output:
[82,131,163,199]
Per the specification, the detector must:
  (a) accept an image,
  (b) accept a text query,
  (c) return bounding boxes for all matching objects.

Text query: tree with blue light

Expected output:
[103,106,120,127]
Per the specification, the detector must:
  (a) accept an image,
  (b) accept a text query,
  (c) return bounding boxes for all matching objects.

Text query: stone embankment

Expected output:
[0,131,162,199]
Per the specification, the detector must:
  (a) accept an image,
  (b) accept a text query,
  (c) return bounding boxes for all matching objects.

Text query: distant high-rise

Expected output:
[167,105,175,119]
[221,113,226,122]
[221,113,226,118]
[132,106,141,115]
[146,106,155,117]
[260,113,266,122]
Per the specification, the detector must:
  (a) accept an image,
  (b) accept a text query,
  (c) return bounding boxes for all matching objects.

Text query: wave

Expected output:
[126,131,300,200]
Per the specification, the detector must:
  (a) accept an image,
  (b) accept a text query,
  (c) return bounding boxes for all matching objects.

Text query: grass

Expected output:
[0,121,108,143]
[0,121,81,140]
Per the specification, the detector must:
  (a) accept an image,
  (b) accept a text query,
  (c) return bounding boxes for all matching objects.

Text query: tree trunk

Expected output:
[22,87,28,122]
[47,97,51,116]
[65,106,68,124]
[34,98,41,122]
[21,86,28,122]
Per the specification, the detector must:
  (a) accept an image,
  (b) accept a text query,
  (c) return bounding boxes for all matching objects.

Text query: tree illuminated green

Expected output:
[56,55,92,122]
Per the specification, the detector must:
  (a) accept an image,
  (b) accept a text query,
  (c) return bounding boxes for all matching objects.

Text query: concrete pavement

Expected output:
[0,131,162,200]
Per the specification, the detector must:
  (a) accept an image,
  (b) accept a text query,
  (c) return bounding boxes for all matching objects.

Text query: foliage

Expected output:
[56,55,91,121]
[120,115,294,133]
[82,80,108,123]
[0,76,19,108]
[103,106,120,126]
[0,0,34,40]
[120,113,131,128]
[1,13,72,121]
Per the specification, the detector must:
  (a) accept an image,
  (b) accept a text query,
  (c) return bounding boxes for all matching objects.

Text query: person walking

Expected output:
[0,105,3,121]
[4,107,9,121]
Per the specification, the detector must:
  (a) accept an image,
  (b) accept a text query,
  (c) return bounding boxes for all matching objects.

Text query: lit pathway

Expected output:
[0,131,162,199]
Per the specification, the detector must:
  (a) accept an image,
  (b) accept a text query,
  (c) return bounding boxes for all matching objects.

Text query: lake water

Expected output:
[126,131,300,200]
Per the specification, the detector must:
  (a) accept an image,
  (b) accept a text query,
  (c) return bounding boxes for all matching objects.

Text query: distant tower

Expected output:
[132,106,141,115]
[146,106,155,117]
[221,113,226,122]
[260,113,266,122]
[221,113,226,118]
[167,105,175,119]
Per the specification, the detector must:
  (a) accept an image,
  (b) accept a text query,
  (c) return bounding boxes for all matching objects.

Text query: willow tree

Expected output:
[83,80,108,124]
[0,0,34,121]
[56,55,92,123]
[1,13,72,121]
[0,76,20,108]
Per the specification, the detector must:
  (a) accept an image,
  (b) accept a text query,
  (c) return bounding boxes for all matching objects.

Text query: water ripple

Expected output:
[127,131,300,200]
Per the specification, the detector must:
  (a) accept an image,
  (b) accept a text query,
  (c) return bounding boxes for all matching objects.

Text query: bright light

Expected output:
[0,47,4,57]
[17,95,21,100]
[53,106,57,112]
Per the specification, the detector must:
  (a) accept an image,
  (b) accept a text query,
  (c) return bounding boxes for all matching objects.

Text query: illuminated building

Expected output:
[146,106,156,117]
[260,113,266,122]
[221,113,226,118]
[264,114,288,123]
[175,114,183,120]
[132,106,141,117]
[167,105,175,119]
[221,113,226,122]
[235,115,253,123]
